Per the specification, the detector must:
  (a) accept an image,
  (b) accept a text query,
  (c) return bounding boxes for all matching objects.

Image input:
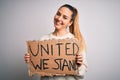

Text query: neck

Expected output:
[53,29,68,37]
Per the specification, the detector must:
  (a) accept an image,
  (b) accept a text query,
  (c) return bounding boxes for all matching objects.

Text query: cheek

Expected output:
[54,15,57,20]
[65,21,70,25]
[54,16,57,23]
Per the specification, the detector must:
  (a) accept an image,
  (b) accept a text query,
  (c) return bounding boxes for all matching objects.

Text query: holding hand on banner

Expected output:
[76,54,83,66]
[24,53,30,63]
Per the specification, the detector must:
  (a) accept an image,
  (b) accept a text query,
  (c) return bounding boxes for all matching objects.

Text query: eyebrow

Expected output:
[57,10,71,19]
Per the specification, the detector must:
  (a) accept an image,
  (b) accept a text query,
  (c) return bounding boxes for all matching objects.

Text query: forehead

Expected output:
[58,7,73,17]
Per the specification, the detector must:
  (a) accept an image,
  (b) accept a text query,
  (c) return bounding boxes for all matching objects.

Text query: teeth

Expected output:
[56,22,62,25]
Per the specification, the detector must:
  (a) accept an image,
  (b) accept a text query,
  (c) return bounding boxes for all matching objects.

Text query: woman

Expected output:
[25,4,87,80]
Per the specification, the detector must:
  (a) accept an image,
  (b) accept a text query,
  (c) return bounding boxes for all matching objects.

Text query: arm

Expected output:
[76,50,88,76]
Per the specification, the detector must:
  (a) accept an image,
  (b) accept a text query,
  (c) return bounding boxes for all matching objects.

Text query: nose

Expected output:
[57,16,62,21]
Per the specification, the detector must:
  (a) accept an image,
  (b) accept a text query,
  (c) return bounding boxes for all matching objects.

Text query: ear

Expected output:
[68,20,73,27]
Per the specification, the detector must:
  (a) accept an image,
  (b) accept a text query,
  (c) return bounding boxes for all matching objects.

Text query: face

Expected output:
[54,7,73,31]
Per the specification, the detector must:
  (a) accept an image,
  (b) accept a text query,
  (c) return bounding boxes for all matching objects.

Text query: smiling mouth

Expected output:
[55,20,63,26]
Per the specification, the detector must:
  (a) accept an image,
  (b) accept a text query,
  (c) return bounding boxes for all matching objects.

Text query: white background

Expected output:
[0,0,120,80]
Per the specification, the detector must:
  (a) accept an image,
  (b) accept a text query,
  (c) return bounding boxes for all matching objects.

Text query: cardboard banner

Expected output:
[26,39,81,76]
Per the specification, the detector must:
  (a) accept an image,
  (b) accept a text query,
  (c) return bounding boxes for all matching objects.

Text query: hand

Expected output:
[24,53,30,63]
[76,54,83,66]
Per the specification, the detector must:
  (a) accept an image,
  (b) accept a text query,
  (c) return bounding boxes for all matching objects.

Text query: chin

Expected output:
[55,26,60,30]
[54,25,61,30]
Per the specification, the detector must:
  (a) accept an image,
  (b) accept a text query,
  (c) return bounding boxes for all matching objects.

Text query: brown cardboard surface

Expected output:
[26,39,81,76]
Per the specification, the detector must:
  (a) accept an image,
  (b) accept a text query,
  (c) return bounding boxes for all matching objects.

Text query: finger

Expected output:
[24,56,30,61]
[75,57,83,59]
[76,58,83,65]
[76,58,83,62]
[26,61,29,63]
[76,62,83,65]
[25,60,28,63]
[24,55,30,58]
[25,59,30,63]
[76,60,83,64]
[24,57,30,62]
[25,53,30,56]
[24,57,29,61]
[76,56,83,59]
[24,53,30,58]
[76,54,82,57]
[77,58,83,61]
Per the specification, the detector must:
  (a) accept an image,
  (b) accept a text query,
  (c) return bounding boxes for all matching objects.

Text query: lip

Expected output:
[54,20,62,26]
[56,22,61,25]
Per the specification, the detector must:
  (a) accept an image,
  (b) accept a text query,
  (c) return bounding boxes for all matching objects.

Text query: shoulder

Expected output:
[40,33,52,41]
[65,32,74,39]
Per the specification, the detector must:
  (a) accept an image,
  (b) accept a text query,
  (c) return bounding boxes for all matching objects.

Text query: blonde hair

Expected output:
[60,4,86,51]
